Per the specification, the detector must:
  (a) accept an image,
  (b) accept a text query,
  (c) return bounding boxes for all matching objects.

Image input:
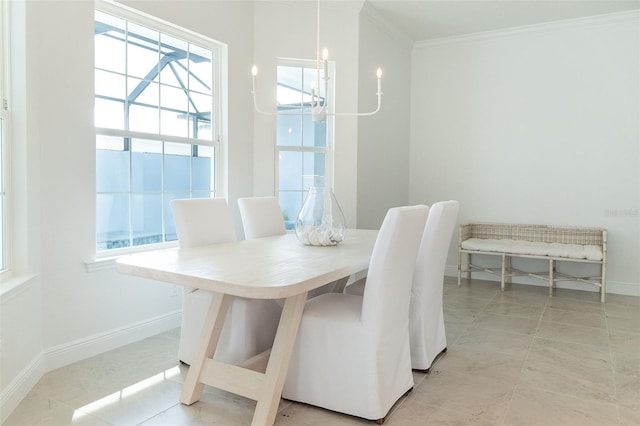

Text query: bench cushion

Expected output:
[461,238,603,261]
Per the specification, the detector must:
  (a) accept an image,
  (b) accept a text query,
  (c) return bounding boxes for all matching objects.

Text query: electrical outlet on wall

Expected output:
[170,285,182,298]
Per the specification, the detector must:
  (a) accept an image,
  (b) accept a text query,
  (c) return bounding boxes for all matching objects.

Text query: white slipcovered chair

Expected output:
[171,198,281,366]
[345,200,460,371]
[237,196,286,239]
[282,205,429,422]
[408,200,459,371]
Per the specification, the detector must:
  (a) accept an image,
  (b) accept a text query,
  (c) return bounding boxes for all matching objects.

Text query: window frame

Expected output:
[94,0,226,257]
[0,0,10,275]
[275,57,335,227]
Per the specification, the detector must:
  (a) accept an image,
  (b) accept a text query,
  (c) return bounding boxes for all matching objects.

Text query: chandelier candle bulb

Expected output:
[377,68,382,94]
[251,65,258,94]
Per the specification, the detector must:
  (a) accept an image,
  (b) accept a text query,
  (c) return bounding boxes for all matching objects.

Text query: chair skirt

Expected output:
[282,293,414,421]
[178,289,281,365]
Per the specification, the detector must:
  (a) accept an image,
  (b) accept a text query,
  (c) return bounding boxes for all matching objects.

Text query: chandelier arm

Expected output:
[252,95,382,117]
[251,90,277,116]
[332,92,382,117]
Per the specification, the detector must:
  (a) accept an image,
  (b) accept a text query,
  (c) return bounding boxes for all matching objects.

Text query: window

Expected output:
[0,0,8,272]
[94,4,223,252]
[276,60,333,229]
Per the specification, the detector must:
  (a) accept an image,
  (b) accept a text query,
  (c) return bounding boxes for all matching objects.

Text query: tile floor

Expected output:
[5,277,640,425]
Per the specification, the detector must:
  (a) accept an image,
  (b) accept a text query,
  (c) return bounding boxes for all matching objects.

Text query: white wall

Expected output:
[356,3,413,229]
[0,277,43,422]
[409,12,640,295]
[1,1,255,420]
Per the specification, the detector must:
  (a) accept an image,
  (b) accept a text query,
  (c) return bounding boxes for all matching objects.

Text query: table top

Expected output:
[115,229,378,299]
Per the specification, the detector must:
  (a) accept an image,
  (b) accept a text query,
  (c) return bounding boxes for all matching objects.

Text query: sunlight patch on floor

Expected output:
[71,366,181,421]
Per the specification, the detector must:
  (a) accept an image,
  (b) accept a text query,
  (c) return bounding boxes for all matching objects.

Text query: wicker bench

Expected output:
[457,223,607,302]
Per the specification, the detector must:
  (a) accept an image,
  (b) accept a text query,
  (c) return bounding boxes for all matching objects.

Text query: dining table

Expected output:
[115,228,378,426]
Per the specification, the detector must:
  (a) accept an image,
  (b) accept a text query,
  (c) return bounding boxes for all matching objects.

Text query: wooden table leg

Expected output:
[180,292,232,405]
[331,276,350,293]
[251,292,307,426]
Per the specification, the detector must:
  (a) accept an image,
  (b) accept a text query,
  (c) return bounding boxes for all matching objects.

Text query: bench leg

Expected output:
[466,253,471,282]
[500,254,506,291]
[458,250,462,286]
[548,259,554,297]
[601,262,606,303]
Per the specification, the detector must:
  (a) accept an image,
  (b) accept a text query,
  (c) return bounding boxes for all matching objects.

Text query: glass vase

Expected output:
[295,187,346,246]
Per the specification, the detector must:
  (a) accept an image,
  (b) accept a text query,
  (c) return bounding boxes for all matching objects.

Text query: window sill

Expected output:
[0,273,40,301]
[86,241,179,273]
[85,256,120,273]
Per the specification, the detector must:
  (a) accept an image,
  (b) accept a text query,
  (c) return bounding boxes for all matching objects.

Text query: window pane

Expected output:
[129,104,160,134]
[127,22,159,80]
[95,11,126,74]
[193,145,213,191]
[189,92,212,140]
[96,135,129,193]
[303,152,326,190]
[277,114,303,147]
[164,142,191,192]
[190,44,213,95]
[95,70,126,100]
[128,78,158,133]
[131,139,162,192]
[301,113,315,147]
[160,33,188,88]
[96,193,130,250]
[133,79,160,107]
[279,191,303,230]
[95,98,124,129]
[278,151,303,191]
[157,64,179,87]
[132,193,162,246]
[277,66,303,107]
[160,84,189,137]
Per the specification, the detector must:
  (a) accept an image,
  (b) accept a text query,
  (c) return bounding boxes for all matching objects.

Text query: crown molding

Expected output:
[415,9,640,49]
[360,1,414,49]
[264,0,364,14]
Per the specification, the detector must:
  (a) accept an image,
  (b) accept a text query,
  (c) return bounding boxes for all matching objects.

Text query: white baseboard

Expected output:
[1,310,182,422]
[445,265,640,297]
[0,353,45,424]
[606,280,640,297]
[44,310,182,372]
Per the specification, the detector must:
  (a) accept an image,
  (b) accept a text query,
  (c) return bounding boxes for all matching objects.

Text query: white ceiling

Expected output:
[366,0,640,41]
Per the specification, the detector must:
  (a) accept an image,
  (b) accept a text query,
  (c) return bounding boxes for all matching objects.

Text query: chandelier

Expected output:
[251,0,383,122]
